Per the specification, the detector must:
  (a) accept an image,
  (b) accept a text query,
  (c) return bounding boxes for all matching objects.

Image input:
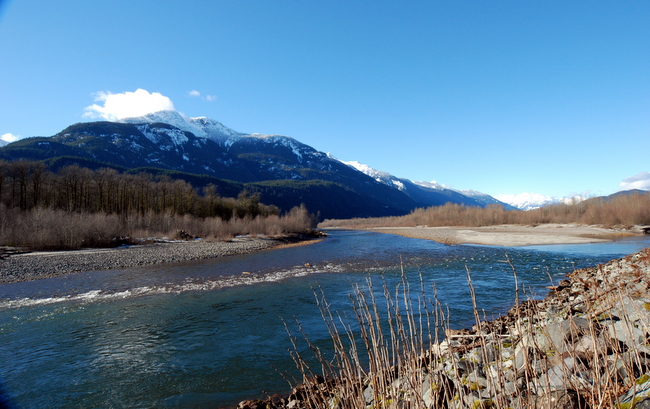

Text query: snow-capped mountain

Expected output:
[120,111,321,164]
[0,140,8,148]
[340,160,514,209]
[120,110,244,143]
[495,193,563,210]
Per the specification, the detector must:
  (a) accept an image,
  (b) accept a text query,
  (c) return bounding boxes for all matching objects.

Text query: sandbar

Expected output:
[369,224,645,246]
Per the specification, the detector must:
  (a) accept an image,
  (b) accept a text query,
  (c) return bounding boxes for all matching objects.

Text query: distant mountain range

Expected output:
[0,111,526,219]
[494,193,582,211]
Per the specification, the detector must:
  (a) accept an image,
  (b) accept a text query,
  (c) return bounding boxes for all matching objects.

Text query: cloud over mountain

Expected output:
[83,89,175,121]
[619,171,650,191]
[1,133,20,143]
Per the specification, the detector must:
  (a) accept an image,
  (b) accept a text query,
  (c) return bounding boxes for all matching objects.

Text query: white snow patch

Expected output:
[136,124,188,146]
[338,159,408,191]
[120,110,243,143]
[413,180,447,190]
[393,179,405,190]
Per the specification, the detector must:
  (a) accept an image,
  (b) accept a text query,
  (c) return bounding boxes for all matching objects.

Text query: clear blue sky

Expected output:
[1,0,648,199]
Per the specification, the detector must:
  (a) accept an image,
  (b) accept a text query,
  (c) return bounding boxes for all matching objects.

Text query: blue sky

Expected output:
[1,0,648,200]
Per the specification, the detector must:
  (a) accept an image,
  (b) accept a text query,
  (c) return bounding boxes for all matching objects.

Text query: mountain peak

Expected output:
[119,110,243,142]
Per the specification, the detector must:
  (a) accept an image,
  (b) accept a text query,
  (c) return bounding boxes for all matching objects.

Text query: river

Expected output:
[1,230,650,408]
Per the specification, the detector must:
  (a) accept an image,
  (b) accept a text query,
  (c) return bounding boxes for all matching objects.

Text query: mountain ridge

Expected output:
[0,111,512,219]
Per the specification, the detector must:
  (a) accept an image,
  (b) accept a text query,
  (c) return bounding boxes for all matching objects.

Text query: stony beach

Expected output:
[0,237,294,284]
[240,246,650,409]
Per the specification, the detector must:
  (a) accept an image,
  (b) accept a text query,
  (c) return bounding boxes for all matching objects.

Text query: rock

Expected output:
[237,399,265,409]
[618,373,650,408]
[466,369,488,392]
[362,384,374,405]
[573,334,607,358]
[530,389,588,409]
[606,320,646,348]
[421,372,455,408]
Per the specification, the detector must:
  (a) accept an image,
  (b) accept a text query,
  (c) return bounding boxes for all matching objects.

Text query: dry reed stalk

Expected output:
[281,251,650,409]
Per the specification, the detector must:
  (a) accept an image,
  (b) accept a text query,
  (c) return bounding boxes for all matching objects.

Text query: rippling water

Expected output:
[1,230,649,408]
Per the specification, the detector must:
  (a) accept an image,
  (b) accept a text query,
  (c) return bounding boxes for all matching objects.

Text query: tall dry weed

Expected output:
[283,260,650,409]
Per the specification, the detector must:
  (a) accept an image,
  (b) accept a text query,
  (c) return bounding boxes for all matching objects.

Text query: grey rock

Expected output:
[606,320,646,348]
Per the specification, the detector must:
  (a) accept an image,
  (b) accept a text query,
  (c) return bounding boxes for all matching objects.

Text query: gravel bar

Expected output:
[0,238,284,284]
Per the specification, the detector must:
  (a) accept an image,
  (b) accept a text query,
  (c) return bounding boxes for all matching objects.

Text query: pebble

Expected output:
[0,238,282,284]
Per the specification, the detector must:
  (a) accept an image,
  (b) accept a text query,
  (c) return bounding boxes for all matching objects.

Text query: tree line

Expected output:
[320,192,650,229]
[0,160,278,219]
[0,160,318,250]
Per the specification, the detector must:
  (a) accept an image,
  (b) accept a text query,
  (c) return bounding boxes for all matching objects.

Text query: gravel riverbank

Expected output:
[0,238,295,284]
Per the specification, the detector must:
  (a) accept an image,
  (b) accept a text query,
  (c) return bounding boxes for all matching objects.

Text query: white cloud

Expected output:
[619,171,650,191]
[83,89,175,121]
[1,133,20,143]
[187,89,216,102]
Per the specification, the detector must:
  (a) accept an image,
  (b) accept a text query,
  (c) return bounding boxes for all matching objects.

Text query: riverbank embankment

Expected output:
[0,236,319,284]
[370,223,645,246]
[239,247,650,409]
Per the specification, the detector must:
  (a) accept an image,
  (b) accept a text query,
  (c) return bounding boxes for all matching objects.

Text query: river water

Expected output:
[1,230,650,408]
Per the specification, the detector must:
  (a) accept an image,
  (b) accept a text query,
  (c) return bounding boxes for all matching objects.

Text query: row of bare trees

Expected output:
[0,160,318,249]
[320,191,650,229]
[0,160,277,219]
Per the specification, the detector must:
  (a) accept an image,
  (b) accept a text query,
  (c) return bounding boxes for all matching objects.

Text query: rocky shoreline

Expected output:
[239,247,650,409]
[0,237,307,284]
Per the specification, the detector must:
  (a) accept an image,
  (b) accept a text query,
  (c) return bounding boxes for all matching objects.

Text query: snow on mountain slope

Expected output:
[341,160,406,190]
[117,110,338,173]
[338,159,510,207]
[413,180,448,190]
[135,123,190,147]
[119,110,244,143]
[119,111,313,161]
[239,134,312,162]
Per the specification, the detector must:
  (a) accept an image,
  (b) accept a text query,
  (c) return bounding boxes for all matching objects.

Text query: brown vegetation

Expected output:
[0,160,279,218]
[319,192,650,230]
[0,160,317,250]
